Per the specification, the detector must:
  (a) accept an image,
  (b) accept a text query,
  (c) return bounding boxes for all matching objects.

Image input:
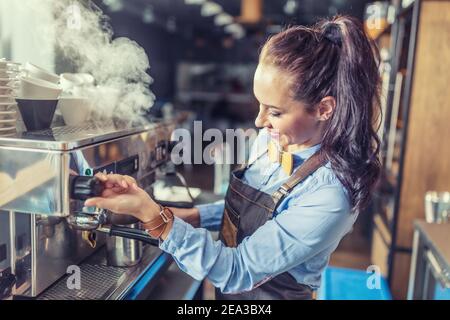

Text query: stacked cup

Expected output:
[16,62,62,131]
[58,73,95,126]
[0,58,21,137]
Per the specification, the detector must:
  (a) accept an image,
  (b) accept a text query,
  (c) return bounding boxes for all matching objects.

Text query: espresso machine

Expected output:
[0,119,175,299]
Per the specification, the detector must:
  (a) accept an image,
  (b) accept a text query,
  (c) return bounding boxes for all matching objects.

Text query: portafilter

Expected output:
[67,175,159,246]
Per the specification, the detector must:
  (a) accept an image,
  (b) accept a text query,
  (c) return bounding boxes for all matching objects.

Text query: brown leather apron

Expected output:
[216,151,326,300]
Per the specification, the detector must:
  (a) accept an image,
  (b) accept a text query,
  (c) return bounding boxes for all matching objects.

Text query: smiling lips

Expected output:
[268,130,280,140]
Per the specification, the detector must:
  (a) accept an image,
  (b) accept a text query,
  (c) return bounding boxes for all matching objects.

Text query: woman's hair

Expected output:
[260,15,381,214]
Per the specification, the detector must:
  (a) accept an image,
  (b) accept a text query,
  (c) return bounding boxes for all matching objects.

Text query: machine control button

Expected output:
[70,176,105,201]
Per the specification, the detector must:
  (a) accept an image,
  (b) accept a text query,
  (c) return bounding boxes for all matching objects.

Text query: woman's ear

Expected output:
[317,96,336,121]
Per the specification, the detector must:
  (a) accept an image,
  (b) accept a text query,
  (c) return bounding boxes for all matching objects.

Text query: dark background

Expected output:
[96,0,372,101]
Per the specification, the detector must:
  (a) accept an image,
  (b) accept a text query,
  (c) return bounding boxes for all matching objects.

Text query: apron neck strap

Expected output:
[271,151,327,207]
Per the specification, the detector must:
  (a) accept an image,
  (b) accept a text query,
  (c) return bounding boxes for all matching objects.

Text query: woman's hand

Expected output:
[84,173,160,222]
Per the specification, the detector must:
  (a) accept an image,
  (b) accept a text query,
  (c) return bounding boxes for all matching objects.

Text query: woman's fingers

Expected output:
[95,172,126,187]
[101,188,119,198]
[95,173,136,189]
[84,197,117,211]
[111,186,129,194]
[85,188,126,207]
[107,174,128,188]
[84,197,101,207]
[96,173,126,191]
[94,172,108,182]
[123,175,137,184]
[105,182,115,188]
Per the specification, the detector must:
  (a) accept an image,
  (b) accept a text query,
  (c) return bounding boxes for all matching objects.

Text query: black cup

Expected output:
[16,99,58,131]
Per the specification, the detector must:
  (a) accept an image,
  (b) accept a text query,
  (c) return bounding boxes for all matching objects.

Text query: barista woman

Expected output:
[85,15,382,300]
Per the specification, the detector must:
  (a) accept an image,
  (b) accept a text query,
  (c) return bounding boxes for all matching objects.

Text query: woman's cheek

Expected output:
[279,134,291,148]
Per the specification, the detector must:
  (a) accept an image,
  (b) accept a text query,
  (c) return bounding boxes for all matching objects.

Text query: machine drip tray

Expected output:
[31,245,167,300]
[38,264,128,300]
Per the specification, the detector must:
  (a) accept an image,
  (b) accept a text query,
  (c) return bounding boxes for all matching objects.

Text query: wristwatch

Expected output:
[141,205,174,238]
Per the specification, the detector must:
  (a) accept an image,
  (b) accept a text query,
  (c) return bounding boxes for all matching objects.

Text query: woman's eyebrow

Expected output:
[254,93,283,110]
[254,95,283,110]
[264,104,282,110]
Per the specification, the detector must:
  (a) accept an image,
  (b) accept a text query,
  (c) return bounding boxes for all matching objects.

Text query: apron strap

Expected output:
[271,151,327,209]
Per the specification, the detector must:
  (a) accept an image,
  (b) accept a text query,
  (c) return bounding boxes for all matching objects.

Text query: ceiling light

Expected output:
[224,23,241,33]
[214,13,233,26]
[102,0,124,12]
[167,16,177,32]
[231,29,245,39]
[201,1,222,17]
[142,6,155,24]
[267,24,283,34]
[283,0,298,15]
[224,24,245,39]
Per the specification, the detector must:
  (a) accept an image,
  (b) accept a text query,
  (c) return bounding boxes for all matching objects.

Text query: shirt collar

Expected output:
[291,143,322,161]
[254,129,322,165]
[286,143,322,168]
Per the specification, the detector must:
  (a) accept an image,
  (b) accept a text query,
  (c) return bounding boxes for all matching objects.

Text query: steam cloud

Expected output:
[22,0,155,123]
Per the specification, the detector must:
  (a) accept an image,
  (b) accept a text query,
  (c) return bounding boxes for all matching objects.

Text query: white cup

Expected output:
[0,102,17,112]
[19,76,62,99]
[0,60,8,69]
[60,73,84,92]
[78,73,95,86]
[0,70,10,78]
[24,62,60,84]
[57,97,92,126]
[72,86,96,98]
[425,191,450,223]
[0,110,16,121]
[0,59,19,69]
[0,86,15,95]
[0,116,16,129]
[0,95,15,104]
[0,71,20,81]
[0,78,18,86]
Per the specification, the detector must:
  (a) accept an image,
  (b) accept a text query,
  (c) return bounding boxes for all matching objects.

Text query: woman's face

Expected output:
[253,63,324,151]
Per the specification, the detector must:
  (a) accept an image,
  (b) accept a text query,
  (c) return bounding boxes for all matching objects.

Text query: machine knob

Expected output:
[70,176,105,201]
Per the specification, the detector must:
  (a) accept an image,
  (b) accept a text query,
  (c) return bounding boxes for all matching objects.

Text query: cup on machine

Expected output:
[424,191,450,223]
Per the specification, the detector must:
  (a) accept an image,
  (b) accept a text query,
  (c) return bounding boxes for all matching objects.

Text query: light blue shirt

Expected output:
[159,128,357,294]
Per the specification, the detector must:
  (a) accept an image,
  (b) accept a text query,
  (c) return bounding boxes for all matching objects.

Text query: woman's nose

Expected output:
[254,109,269,129]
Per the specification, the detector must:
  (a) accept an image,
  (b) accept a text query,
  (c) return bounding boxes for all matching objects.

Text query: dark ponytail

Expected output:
[260,16,382,213]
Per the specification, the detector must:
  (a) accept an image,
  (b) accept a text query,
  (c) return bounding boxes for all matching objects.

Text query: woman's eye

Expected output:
[269,112,281,117]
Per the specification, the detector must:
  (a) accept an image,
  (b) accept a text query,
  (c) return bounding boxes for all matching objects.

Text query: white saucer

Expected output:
[0,126,16,132]
[0,111,17,120]
[0,118,16,124]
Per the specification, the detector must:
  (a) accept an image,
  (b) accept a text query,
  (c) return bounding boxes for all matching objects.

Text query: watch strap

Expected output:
[141,205,174,238]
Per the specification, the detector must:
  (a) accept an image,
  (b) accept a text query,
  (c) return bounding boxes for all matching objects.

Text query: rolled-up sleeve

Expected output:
[160,183,355,294]
[196,200,224,231]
